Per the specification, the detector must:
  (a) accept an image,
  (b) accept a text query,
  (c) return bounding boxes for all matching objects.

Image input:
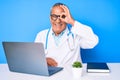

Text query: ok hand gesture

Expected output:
[60,5,75,26]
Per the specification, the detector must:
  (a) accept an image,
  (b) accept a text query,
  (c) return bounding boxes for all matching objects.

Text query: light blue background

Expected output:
[0,0,120,63]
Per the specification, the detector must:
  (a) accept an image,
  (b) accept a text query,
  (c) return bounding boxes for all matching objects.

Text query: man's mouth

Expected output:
[54,23,63,27]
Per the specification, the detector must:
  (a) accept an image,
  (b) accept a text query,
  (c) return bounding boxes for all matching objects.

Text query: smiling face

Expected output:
[50,6,67,36]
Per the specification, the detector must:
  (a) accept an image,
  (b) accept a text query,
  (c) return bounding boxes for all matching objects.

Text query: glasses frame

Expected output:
[50,14,66,21]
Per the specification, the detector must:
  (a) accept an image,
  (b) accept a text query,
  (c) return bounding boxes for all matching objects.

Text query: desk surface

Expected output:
[0,63,120,80]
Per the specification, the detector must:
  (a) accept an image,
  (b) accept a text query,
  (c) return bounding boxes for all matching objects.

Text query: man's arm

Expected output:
[71,21,99,49]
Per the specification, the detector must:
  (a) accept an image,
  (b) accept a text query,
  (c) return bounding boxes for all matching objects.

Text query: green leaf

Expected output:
[72,61,82,68]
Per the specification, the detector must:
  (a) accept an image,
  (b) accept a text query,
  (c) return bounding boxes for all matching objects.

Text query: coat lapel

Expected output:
[47,27,69,49]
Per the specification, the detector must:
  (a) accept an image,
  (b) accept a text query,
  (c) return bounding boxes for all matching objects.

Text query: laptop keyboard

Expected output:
[48,66,63,75]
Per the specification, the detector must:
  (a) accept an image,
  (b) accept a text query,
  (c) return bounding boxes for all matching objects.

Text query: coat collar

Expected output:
[48,26,69,48]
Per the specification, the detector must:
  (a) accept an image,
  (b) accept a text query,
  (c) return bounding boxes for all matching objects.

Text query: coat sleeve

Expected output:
[71,21,99,49]
[34,29,48,44]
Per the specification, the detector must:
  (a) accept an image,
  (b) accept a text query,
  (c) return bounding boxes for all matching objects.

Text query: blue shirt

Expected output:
[52,28,66,46]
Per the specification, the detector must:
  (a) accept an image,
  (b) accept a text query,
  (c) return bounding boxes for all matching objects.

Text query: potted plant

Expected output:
[72,61,83,78]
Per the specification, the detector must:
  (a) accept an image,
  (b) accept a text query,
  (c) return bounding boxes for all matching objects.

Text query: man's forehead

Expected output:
[51,6,64,14]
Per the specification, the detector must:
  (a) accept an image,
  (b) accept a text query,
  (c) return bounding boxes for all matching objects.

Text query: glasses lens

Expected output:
[50,14,60,21]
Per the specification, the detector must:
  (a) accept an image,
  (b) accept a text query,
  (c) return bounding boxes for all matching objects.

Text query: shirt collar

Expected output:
[52,27,67,37]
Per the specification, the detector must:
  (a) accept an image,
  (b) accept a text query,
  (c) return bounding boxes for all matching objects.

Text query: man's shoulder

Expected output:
[37,29,49,35]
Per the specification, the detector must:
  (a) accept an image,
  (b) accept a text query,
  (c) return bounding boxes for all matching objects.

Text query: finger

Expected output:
[50,61,57,66]
[60,13,66,19]
[46,58,58,66]
[59,13,68,23]
[60,5,71,20]
[49,58,57,66]
[61,14,66,19]
[52,59,58,66]
[60,17,66,23]
[52,62,58,66]
[60,5,69,14]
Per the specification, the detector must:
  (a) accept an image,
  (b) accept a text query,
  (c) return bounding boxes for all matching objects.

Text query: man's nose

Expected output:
[56,17,61,23]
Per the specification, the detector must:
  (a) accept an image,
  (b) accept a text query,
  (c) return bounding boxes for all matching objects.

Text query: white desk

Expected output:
[0,63,120,80]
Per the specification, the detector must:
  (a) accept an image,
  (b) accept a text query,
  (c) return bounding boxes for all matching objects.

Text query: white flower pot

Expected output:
[72,67,83,79]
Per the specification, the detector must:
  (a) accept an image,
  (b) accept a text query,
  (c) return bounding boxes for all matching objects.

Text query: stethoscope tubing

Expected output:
[45,27,75,51]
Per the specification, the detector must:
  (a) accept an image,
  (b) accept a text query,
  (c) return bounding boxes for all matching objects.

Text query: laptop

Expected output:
[2,42,63,76]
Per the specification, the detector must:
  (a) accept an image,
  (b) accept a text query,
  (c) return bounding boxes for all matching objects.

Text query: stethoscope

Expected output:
[45,26,75,52]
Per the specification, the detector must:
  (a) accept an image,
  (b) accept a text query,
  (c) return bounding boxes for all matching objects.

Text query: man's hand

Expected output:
[60,5,75,26]
[46,57,58,67]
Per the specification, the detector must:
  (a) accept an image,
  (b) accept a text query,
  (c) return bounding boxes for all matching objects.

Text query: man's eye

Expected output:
[61,15,66,18]
[52,15,58,18]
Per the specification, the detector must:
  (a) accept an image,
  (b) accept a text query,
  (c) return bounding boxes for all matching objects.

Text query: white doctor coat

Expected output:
[35,21,99,67]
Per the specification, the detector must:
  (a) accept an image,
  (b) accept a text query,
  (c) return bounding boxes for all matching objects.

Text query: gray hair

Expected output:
[50,3,67,14]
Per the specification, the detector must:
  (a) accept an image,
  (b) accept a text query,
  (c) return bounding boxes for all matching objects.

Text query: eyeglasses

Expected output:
[50,14,66,21]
